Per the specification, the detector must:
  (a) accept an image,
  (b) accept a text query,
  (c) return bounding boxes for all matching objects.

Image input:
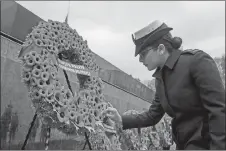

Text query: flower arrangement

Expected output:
[19,20,120,149]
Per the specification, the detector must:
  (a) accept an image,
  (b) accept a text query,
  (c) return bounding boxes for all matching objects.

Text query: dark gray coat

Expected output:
[122,49,225,150]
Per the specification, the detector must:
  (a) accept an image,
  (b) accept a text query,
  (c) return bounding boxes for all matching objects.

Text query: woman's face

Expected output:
[139,45,163,71]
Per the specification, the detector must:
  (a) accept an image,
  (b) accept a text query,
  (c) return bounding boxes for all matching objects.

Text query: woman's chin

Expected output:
[147,66,154,71]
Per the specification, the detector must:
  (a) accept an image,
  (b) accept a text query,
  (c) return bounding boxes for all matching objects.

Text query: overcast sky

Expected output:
[17,1,225,81]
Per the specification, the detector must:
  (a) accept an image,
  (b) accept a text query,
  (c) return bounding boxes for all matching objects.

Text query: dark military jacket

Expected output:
[122,49,225,150]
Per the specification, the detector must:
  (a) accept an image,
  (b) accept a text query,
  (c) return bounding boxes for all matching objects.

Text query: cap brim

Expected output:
[135,27,173,57]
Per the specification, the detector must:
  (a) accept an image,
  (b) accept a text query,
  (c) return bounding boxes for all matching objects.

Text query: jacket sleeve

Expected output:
[190,51,225,150]
[121,79,165,130]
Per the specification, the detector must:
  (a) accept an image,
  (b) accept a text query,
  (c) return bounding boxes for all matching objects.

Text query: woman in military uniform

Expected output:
[102,20,225,150]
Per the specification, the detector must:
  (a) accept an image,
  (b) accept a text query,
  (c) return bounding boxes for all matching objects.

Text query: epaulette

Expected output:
[182,49,202,55]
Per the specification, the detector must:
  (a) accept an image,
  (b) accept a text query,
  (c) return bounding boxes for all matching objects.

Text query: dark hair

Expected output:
[151,33,182,53]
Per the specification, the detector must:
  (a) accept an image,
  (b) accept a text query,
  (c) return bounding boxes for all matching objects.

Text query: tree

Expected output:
[142,79,156,92]
[214,54,225,87]
[135,78,141,82]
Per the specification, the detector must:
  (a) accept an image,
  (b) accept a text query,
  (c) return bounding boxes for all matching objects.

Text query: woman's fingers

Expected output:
[101,107,120,123]
[102,107,117,115]
[106,113,114,119]
[107,102,113,107]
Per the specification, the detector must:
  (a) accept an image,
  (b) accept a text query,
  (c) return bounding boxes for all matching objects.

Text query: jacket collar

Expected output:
[165,49,182,69]
[152,67,162,79]
[152,49,182,78]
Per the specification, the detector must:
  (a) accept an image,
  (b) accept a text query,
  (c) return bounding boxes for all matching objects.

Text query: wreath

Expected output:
[19,20,121,150]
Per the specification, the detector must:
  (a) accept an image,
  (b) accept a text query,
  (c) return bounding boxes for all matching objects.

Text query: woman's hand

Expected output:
[102,107,122,125]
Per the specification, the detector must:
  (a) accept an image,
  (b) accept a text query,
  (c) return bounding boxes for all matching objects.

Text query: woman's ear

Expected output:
[157,44,165,55]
